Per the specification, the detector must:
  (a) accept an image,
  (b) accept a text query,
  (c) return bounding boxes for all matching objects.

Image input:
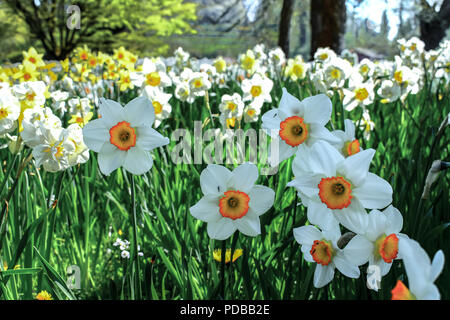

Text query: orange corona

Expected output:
[109,121,136,151]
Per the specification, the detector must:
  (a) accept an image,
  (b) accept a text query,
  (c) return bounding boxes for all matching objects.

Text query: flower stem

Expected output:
[220,239,226,299]
[130,173,142,299]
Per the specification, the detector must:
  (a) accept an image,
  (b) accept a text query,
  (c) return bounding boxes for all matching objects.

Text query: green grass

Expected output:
[0,75,448,300]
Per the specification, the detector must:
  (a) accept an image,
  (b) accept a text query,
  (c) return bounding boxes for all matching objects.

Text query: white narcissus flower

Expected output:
[261,88,338,166]
[142,86,172,128]
[322,57,352,89]
[0,87,20,135]
[67,123,90,166]
[377,80,401,104]
[331,119,361,157]
[189,72,211,96]
[190,163,275,240]
[342,74,374,111]
[343,206,406,280]
[391,238,445,300]
[293,225,360,288]
[82,96,169,176]
[21,107,62,148]
[218,93,244,119]
[131,58,172,88]
[243,99,263,123]
[287,140,393,233]
[314,47,336,64]
[241,73,273,103]
[32,124,75,172]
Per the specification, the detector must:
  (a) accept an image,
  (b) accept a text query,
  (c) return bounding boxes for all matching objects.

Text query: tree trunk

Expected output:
[419,0,450,50]
[310,0,346,58]
[278,0,294,58]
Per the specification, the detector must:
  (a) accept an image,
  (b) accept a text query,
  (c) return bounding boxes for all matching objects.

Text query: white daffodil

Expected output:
[377,80,401,104]
[131,58,172,88]
[331,119,361,157]
[32,124,75,172]
[68,97,92,117]
[82,96,169,175]
[243,99,263,123]
[189,72,211,96]
[268,47,286,68]
[284,56,309,81]
[314,47,336,64]
[190,163,275,240]
[0,87,20,135]
[174,82,195,104]
[261,88,338,166]
[287,140,393,233]
[241,73,273,103]
[344,206,406,281]
[21,107,62,148]
[391,238,444,300]
[343,74,374,111]
[322,57,352,89]
[67,123,89,166]
[50,90,69,115]
[359,109,375,140]
[293,225,360,288]
[12,81,46,108]
[219,93,244,119]
[357,58,375,78]
[142,86,172,128]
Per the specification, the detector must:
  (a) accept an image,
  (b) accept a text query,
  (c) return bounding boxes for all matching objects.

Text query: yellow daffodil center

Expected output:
[146,72,161,86]
[374,233,399,263]
[293,64,304,77]
[153,101,163,114]
[355,88,369,101]
[242,56,255,70]
[226,117,236,128]
[279,116,308,147]
[394,70,403,83]
[36,290,53,300]
[343,139,360,157]
[109,121,136,151]
[360,65,369,74]
[226,102,237,112]
[318,176,353,210]
[250,85,262,98]
[320,53,328,61]
[330,68,341,79]
[247,109,256,117]
[44,141,64,159]
[310,240,334,265]
[0,108,8,120]
[213,249,243,263]
[219,190,250,220]
[193,79,203,88]
[391,280,416,300]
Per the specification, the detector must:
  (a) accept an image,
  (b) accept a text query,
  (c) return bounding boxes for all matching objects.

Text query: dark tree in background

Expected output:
[310,0,346,57]
[419,0,450,50]
[278,0,294,57]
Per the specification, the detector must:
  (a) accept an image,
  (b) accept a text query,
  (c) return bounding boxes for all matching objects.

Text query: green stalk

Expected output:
[130,173,142,299]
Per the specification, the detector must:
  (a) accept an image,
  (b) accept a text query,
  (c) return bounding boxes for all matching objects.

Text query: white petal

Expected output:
[353,173,393,209]
[344,119,356,139]
[269,138,296,166]
[302,94,333,126]
[261,109,281,134]
[122,146,153,175]
[235,210,261,237]
[248,185,275,216]
[286,173,321,198]
[308,124,340,145]
[313,264,335,288]
[384,205,403,235]
[293,225,323,246]
[334,252,360,278]
[200,165,232,196]
[124,96,155,127]
[228,163,258,193]
[344,235,373,266]
[189,196,221,222]
[207,218,237,240]
[135,126,169,150]
[338,148,375,186]
[97,143,126,176]
[82,118,109,152]
[365,210,388,241]
[430,250,445,282]
[278,88,303,120]
[335,199,369,234]
[98,98,125,127]
[308,201,339,231]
